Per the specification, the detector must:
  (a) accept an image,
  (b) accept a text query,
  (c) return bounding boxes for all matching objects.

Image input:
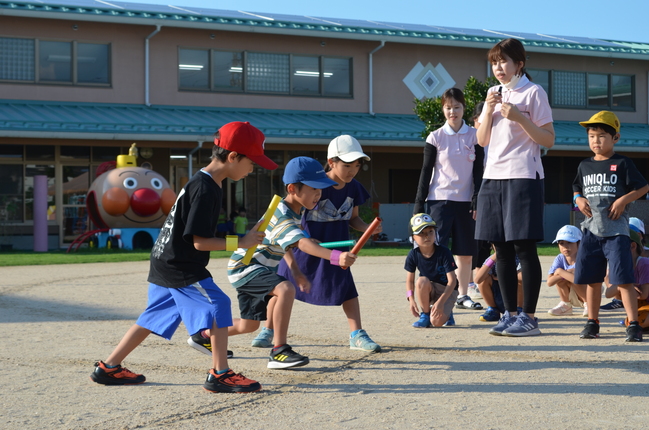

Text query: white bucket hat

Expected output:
[327,135,370,162]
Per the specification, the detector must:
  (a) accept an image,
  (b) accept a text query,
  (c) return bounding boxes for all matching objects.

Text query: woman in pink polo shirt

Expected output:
[476,38,555,337]
[415,88,485,321]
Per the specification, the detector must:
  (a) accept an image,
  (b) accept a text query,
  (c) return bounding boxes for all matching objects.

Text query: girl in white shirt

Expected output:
[475,38,555,337]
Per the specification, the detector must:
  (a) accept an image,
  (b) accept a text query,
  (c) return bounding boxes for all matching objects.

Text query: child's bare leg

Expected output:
[572,283,587,303]
[555,280,571,303]
[260,297,276,330]
[227,318,260,336]
[210,320,229,371]
[342,297,362,332]
[105,324,151,366]
[269,281,296,346]
[587,283,603,320]
[455,255,472,296]
[618,284,639,323]
[430,282,449,326]
[415,277,433,311]
[478,278,496,308]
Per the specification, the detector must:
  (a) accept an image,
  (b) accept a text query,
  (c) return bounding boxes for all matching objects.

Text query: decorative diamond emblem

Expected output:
[403,62,456,99]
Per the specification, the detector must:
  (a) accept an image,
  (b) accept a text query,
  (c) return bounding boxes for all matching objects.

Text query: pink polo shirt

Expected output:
[479,76,553,180]
[425,121,478,202]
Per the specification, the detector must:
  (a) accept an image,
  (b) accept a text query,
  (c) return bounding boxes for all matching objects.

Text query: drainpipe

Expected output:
[145,25,161,107]
[368,41,385,116]
[188,141,203,177]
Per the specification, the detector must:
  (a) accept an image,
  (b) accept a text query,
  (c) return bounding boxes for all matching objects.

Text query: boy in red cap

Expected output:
[90,122,276,392]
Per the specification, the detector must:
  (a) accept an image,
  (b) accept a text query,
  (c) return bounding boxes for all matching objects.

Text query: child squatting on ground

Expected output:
[546,225,588,317]
[572,111,649,342]
[405,213,459,328]
[474,245,523,323]
[90,121,276,393]
[189,156,357,369]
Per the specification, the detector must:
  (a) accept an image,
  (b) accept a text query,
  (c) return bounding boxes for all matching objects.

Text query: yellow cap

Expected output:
[579,111,620,133]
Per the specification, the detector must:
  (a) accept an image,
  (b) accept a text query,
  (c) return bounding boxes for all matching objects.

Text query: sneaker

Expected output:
[268,344,309,369]
[626,323,643,342]
[203,368,261,393]
[468,282,482,299]
[443,311,455,327]
[600,298,624,311]
[582,303,589,317]
[455,295,483,310]
[187,333,233,358]
[502,312,541,337]
[517,307,523,315]
[251,328,274,348]
[412,312,432,328]
[489,311,518,336]
[479,306,501,322]
[350,329,382,352]
[548,301,573,316]
[579,319,600,339]
[90,361,146,385]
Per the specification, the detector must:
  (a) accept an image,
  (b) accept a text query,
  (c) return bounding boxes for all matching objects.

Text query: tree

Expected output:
[413,76,499,138]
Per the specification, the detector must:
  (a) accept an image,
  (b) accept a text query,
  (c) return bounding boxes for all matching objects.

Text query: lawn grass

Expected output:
[0,243,558,266]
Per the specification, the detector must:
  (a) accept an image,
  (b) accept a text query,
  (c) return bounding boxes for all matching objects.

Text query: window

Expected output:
[179,48,352,97]
[0,37,110,86]
[531,68,635,111]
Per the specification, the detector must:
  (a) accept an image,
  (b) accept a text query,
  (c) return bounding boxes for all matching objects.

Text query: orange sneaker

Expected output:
[90,361,146,385]
[203,369,261,393]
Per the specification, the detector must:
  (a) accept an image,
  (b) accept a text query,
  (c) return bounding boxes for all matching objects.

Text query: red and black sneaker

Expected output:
[203,369,261,393]
[90,361,146,385]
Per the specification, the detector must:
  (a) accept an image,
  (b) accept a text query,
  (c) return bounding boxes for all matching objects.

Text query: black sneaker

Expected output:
[626,323,643,342]
[579,320,600,339]
[90,361,146,385]
[267,344,309,369]
[203,368,261,393]
[187,333,233,358]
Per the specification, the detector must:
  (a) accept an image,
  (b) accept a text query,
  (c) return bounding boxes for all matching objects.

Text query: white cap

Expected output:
[630,217,645,234]
[553,225,582,243]
[327,135,370,162]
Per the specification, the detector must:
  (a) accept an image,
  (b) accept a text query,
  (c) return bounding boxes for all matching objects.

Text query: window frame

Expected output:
[177,47,353,98]
[0,36,111,87]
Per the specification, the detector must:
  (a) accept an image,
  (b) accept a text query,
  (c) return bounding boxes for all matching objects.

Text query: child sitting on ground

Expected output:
[474,245,522,322]
[547,225,588,317]
[405,213,458,328]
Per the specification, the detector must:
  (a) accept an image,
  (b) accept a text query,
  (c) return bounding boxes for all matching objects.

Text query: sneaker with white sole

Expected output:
[468,282,482,299]
[502,312,541,337]
[582,303,588,317]
[187,333,233,358]
[251,328,274,348]
[548,301,573,316]
[268,344,309,369]
[489,311,518,336]
[600,298,624,311]
[350,329,381,352]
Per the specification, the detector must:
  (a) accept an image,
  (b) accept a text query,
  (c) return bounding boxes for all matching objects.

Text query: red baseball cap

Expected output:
[215,122,278,170]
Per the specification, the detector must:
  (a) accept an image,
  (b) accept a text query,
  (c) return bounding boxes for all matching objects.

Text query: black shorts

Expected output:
[236,271,287,321]
[475,178,544,242]
[427,200,476,256]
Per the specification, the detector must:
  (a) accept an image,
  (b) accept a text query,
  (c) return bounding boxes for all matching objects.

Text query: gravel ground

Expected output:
[1,256,648,430]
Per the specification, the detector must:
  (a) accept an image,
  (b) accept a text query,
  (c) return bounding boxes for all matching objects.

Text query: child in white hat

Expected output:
[547,225,588,317]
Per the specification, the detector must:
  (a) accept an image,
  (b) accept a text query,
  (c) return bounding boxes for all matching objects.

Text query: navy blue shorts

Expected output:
[427,200,476,256]
[475,178,544,242]
[236,270,287,321]
[136,278,232,340]
[574,229,634,285]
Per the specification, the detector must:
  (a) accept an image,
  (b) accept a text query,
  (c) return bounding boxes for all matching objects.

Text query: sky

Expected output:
[124,0,649,44]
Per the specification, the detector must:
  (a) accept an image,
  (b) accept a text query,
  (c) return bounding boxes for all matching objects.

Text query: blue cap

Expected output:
[282,156,337,189]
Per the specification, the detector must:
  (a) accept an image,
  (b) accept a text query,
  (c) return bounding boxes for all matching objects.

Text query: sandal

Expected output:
[455,295,483,310]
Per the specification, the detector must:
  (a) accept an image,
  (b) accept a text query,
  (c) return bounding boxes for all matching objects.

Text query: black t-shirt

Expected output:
[572,153,647,237]
[148,171,222,288]
[404,245,457,287]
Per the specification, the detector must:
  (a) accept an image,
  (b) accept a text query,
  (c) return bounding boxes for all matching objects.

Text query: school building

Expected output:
[1,0,649,248]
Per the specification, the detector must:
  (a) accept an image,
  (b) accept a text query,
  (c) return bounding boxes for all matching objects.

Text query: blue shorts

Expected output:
[574,229,634,285]
[427,200,476,256]
[136,278,232,340]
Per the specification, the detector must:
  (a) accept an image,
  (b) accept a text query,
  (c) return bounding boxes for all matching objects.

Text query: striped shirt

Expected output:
[227,199,307,288]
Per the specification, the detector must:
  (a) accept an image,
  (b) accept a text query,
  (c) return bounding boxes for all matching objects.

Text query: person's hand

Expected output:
[338,252,357,267]
[372,221,383,235]
[430,302,445,322]
[294,272,311,294]
[484,90,502,113]
[500,102,525,123]
[576,197,592,218]
[608,198,628,220]
[238,219,265,248]
[408,297,419,317]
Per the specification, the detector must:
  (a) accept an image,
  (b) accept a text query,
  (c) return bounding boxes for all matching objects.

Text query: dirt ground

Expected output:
[1,255,648,430]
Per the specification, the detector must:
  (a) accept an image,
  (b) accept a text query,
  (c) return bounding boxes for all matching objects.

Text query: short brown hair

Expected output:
[488,38,531,80]
[441,88,466,109]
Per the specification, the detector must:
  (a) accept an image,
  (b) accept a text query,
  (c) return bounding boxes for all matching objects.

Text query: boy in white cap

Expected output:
[547,225,587,317]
